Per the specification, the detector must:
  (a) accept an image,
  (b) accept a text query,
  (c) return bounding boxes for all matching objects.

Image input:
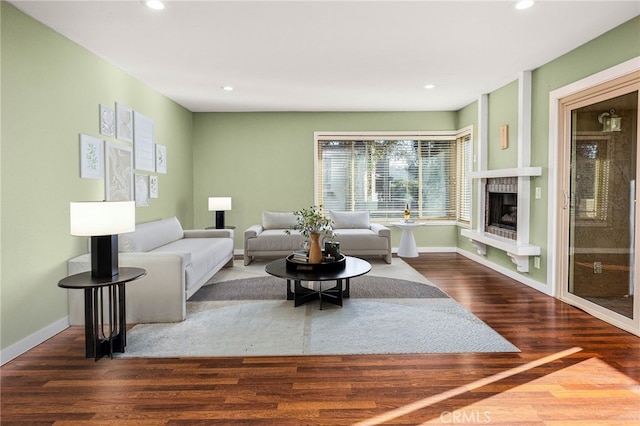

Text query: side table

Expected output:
[391,221,425,257]
[58,267,146,360]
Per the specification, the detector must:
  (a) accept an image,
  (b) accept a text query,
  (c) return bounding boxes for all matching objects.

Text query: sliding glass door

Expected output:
[560,75,639,334]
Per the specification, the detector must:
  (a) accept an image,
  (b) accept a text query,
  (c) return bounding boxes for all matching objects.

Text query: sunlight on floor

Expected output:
[354,347,587,425]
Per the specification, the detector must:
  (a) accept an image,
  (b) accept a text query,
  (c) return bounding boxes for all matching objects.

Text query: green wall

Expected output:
[1,3,194,351]
[453,16,640,284]
[192,112,460,250]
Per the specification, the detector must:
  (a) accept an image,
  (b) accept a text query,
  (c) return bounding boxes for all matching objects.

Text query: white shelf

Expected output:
[469,167,542,179]
[461,229,540,272]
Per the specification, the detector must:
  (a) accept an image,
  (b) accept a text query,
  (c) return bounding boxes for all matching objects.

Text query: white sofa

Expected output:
[67,217,234,324]
[244,210,391,265]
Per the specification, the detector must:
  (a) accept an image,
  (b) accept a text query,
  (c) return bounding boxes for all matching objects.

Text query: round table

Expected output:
[265,256,371,309]
[58,267,146,360]
[391,221,425,257]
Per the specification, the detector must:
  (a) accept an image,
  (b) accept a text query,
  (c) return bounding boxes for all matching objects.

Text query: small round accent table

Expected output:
[391,221,425,257]
[265,256,371,309]
[58,267,146,360]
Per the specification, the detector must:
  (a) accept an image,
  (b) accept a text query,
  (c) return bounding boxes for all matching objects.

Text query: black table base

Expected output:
[286,279,350,309]
[84,284,126,360]
[58,267,146,361]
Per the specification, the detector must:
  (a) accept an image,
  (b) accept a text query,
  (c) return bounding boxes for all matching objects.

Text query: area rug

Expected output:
[190,276,449,301]
[119,259,519,357]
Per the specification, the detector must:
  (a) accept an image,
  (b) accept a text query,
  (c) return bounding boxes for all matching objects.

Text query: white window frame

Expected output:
[314,129,473,223]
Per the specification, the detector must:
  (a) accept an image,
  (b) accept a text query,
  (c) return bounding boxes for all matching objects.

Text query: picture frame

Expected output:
[149,175,159,198]
[79,134,104,179]
[133,111,155,172]
[115,102,133,143]
[105,141,133,201]
[155,144,167,174]
[135,174,150,207]
[99,104,115,138]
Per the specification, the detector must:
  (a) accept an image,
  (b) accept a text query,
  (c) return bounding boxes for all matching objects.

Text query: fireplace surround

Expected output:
[485,177,518,240]
[461,167,541,273]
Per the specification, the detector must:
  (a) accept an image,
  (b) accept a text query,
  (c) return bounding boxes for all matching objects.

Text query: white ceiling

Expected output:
[11,0,640,112]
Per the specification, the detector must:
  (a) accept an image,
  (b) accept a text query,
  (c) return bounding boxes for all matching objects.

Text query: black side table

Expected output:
[58,267,146,361]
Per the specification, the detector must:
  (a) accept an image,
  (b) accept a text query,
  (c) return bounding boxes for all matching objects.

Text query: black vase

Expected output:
[324,241,340,259]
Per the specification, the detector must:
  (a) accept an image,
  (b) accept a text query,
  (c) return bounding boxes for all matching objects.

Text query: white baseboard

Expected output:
[392,246,456,254]
[237,247,457,256]
[417,246,457,253]
[1,316,69,366]
[456,248,552,296]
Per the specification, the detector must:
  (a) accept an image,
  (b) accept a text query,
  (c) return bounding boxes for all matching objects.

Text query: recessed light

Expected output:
[424,84,436,89]
[221,86,234,92]
[146,0,165,10]
[515,0,535,10]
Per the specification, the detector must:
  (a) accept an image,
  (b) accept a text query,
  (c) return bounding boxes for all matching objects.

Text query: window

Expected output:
[456,134,472,223]
[315,130,472,222]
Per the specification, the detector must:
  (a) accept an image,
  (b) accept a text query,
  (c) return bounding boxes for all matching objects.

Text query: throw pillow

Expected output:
[329,210,370,229]
[262,211,298,230]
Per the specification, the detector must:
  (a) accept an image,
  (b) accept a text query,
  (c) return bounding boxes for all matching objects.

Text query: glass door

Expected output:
[563,86,639,333]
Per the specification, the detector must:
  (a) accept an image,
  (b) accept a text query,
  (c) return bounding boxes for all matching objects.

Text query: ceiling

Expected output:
[11,0,640,112]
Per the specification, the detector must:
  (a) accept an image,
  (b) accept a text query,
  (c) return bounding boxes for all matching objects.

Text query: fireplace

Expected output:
[485,177,518,240]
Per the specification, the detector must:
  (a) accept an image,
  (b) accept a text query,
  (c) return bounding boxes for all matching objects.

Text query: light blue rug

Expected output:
[120,298,518,357]
[119,259,518,357]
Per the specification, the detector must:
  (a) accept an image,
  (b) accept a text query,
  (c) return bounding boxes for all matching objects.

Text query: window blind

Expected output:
[456,134,472,223]
[316,132,469,221]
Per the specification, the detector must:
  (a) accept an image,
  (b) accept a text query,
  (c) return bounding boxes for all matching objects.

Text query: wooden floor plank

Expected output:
[2,253,639,424]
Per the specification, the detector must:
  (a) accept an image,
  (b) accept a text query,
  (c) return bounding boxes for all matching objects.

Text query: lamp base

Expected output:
[91,235,119,278]
[215,211,225,229]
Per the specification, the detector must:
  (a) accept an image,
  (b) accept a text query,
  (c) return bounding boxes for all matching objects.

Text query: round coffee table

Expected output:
[265,256,371,309]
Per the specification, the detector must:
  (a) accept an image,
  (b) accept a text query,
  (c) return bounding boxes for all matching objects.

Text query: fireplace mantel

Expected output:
[469,167,541,179]
[461,228,540,272]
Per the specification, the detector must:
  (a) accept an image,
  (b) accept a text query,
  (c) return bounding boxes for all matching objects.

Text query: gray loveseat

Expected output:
[67,217,234,324]
[244,210,391,265]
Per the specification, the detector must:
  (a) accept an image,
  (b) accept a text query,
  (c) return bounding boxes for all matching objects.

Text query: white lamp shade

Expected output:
[70,201,136,236]
[208,197,232,211]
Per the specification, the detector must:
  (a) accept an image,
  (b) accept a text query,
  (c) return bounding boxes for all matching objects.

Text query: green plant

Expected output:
[285,205,333,239]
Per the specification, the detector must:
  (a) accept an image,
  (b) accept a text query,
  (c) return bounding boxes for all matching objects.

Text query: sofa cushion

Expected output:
[262,211,298,230]
[150,237,233,291]
[119,217,184,253]
[246,229,305,252]
[329,210,370,229]
[333,228,387,250]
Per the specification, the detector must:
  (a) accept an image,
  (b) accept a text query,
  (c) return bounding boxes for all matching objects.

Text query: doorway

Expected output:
[556,69,639,335]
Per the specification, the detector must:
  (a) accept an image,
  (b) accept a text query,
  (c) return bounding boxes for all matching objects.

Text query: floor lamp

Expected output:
[70,201,136,278]
[208,197,232,229]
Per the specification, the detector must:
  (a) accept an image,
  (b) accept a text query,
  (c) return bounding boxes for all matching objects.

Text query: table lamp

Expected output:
[70,201,135,278]
[208,197,232,229]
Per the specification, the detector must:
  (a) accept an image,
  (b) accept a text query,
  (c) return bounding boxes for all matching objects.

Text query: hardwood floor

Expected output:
[2,253,639,425]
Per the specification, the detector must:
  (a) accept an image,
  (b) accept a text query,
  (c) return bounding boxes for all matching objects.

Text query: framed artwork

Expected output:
[135,174,150,207]
[79,134,104,179]
[133,111,155,171]
[116,102,133,143]
[155,144,167,174]
[99,104,115,138]
[149,175,159,198]
[105,142,133,201]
